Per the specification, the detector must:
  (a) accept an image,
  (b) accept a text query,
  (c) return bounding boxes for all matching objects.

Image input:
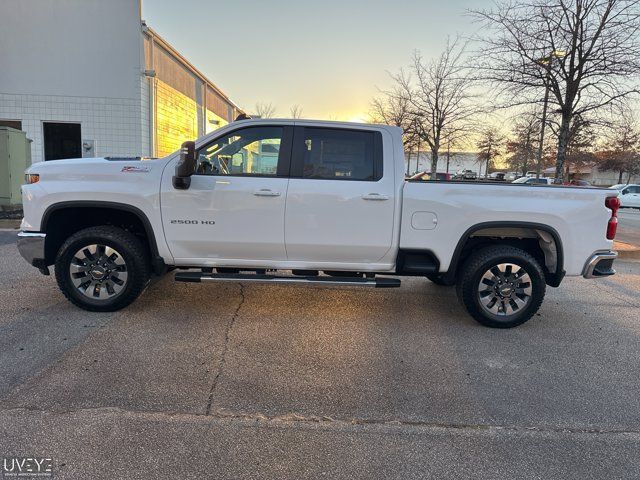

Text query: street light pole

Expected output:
[535,62,551,179]
[535,50,565,179]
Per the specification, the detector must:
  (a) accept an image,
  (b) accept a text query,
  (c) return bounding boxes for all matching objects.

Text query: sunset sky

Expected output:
[142,0,485,121]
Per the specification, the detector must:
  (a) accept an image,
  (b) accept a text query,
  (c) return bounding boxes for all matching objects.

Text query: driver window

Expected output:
[196,126,283,176]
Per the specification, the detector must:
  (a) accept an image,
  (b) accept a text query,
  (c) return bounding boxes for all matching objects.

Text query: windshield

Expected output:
[609,184,626,190]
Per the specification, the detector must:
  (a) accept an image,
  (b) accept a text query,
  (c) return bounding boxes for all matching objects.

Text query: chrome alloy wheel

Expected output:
[69,244,128,300]
[477,263,532,317]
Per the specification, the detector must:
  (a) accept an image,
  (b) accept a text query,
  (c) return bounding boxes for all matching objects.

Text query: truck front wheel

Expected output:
[456,246,545,328]
[55,226,150,312]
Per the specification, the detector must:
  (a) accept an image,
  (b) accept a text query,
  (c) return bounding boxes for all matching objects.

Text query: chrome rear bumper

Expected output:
[17,231,46,266]
[582,251,617,279]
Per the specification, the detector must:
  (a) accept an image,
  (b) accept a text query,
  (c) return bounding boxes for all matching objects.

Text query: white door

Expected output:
[284,126,395,265]
[161,125,292,263]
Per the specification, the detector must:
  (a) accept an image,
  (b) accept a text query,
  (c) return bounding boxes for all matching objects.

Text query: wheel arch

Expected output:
[41,201,165,274]
[444,221,565,287]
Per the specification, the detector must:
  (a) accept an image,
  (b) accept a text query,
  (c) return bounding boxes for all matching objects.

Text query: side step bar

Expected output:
[174,272,401,288]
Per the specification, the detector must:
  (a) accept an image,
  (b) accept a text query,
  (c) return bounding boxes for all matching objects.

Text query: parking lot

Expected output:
[0,230,639,479]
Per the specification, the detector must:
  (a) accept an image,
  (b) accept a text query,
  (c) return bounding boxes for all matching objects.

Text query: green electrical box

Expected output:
[0,127,32,207]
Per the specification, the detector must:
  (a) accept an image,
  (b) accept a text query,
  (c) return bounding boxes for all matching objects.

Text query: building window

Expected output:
[0,120,22,130]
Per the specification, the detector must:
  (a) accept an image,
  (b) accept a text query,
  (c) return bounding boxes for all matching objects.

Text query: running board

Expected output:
[174,272,401,288]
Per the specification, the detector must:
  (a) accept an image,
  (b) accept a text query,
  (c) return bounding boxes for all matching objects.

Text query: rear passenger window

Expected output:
[299,128,381,181]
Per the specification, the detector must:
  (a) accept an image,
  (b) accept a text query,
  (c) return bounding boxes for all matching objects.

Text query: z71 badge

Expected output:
[170,219,216,225]
[121,165,151,173]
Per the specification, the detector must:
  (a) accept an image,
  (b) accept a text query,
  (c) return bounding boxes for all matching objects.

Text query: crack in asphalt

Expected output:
[1,404,639,437]
[205,283,245,415]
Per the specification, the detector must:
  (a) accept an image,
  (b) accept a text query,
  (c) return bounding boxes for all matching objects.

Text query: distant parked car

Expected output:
[456,169,478,180]
[488,172,506,181]
[409,171,452,182]
[566,179,592,187]
[525,171,538,177]
[505,172,519,181]
[609,184,640,208]
[512,177,554,185]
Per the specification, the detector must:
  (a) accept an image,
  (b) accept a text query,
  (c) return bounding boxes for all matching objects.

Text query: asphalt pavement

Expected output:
[0,230,639,479]
[619,208,640,246]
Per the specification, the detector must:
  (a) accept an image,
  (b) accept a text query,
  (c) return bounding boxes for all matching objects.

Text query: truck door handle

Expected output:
[362,193,389,201]
[253,189,281,197]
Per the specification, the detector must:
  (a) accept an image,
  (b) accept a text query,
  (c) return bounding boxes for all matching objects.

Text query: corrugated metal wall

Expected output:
[143,32,239,156]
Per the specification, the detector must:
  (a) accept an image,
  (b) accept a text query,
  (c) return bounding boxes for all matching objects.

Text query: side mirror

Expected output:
[173,141,196,189]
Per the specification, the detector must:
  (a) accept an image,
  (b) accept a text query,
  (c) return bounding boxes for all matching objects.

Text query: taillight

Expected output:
[605,196,620,240]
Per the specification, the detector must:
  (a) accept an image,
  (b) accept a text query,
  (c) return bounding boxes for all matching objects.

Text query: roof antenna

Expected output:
[235,113,252,121]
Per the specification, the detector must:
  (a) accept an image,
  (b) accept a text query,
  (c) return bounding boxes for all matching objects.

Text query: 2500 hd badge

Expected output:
[170,219,216,225]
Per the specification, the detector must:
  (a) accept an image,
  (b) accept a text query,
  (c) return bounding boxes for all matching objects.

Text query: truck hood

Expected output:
[26,156,167,178]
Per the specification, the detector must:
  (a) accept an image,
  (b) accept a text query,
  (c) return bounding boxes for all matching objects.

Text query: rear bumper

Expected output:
[582,251,617,279]
[17,231,46,267]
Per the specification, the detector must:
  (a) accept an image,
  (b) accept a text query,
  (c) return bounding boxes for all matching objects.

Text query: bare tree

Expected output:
[391,38,478,175]
[370,88,420,174]
[506,109,542,175]
[598,107,640,182]
[442,126,471,174]
[290,104,304,119]
[476,127,506,176]
[473,0,640,183]
[559,114,598,180]
[254,102,276,118]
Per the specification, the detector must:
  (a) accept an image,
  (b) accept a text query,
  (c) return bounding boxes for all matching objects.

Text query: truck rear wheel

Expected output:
[55,226,150,312]
[456,246,545,328]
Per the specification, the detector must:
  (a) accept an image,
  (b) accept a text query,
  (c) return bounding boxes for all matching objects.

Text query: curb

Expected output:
[0,219,20,230]
[615,241,640,261]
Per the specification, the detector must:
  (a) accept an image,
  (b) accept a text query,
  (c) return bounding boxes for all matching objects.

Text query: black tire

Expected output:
[456,246,545,328]
[55,226,150,312]
[425,273,455,286]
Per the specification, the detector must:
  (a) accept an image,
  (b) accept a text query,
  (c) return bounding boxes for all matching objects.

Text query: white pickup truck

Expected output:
[18,119,620,328]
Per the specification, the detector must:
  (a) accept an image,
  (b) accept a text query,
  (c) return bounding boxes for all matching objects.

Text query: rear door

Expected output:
[284,126,395,265]
[161,125,293,263]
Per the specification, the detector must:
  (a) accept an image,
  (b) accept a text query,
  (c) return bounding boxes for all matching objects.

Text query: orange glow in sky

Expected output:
[141,0,482,120]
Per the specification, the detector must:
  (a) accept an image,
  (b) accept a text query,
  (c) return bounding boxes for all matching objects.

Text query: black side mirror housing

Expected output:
[173,141,196,189]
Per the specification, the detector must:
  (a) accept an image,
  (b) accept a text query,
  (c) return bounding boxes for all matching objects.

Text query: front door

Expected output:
[161,125,293,263]
[284,126,396,265]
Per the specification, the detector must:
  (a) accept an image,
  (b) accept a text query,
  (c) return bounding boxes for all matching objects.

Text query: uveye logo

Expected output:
[2,457,53,478]
[170,219,216,225]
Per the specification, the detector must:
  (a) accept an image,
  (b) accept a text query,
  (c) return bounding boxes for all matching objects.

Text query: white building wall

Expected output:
[0,0,144,163]
[0,93,143,164]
